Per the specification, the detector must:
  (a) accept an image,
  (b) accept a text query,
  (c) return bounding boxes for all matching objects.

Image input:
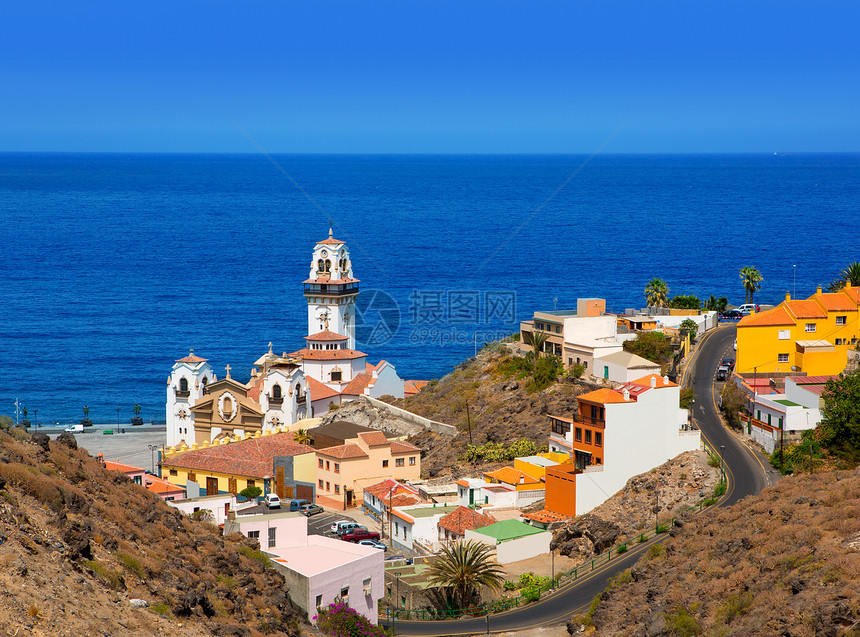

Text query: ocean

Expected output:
[1,152,858,424]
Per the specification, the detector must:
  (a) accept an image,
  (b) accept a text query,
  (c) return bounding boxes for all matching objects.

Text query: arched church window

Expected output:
[317,259,324,272]
[324,259,331,272]
[179,377,188,392]
[272,384,282,399]
[223,396,233,413]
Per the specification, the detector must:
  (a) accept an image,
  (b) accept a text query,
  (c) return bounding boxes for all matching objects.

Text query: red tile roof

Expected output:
[522,509,570,524]
[306,376,341,401]
[815,293,858,312]
[390,493,425,508]
[341,373,373,396]
[389,440,421,454]
[438,506,496,535]
[104,460,145,475]
[357,431,390,447]
[316,443,369,459]
[843,285,860,303]
[303,276,360,285]
[628,374,677,389]
[305,330,349,342]
[483,467,541,486]
[164,433,314,479]
[176,349,207,364]
[404,380,429,396]
[738,305,796,327]
[364,479,419,500]
[289,347,367,361]
[144,475,185,495]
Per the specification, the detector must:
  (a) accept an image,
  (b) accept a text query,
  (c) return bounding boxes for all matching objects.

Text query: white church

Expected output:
[165,229,406,448]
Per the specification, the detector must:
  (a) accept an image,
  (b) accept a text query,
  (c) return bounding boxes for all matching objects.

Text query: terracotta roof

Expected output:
[305,330,349,342]
[438,506,497,535]
[303,276,360,285]
[843,285,860,303]
[815,292,858,312]
[404,380,429,396]
[366,362,380,373]
[104,460,145,474]
[522,509,570,524]
[357,431,389,447]
[389,440,421,454]
[628,374,677,389]
[306,376,341,401]
[246,373,265,401]
[164,433,314,479]
[316,443,369,459]
[341,373,373,396]
[364,479,419,500]
[289,347,367,361]
[578,388,632,405]
[390,494,425,508]
[738,305,796,327]
[176,349,207,364]
[788,375,839,385]
[786,300,827,319]
[144,475,185,495]
[483,467,541,486]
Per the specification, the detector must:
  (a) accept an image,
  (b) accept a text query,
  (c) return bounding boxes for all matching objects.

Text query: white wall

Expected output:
[594,357,661,383]
[168,493,236,525]
[573,385,700,516]
[465,528,551,564]
[785,378,823,409]
[223,512,307,550]
[563,315,617,342]
[367,362,405,399]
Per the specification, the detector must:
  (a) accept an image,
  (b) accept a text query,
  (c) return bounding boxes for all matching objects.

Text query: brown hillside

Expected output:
[0,430,309,637]
[387,344,603,477]
[584,468,860,637]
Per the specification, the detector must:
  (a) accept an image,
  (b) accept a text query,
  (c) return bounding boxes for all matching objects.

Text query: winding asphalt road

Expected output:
[384,324,775,636]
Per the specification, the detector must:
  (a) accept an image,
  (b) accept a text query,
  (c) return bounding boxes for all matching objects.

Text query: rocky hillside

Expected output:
[383,343,603,477]
[581,468,860,637]
[0,429,308,637]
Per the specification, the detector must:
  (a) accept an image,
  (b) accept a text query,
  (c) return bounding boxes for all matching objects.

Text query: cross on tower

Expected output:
[225,364,231,379]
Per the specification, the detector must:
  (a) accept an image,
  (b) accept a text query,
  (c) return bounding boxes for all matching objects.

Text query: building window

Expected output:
[575,427,582,442]
[585,429,592,444]
[169,469,178,476]
[340,586,349,605]
[248,530,260,540]
[836,338,845,345]
[316,595,323,609]
[395,458,405,467]
[326,481,330,491]
[778,353,789,363]
[247,480,255,488]
[272,384,282,399]
[331,371,342,382]
[326,461,330,470]
[382,460,389,468]
[409,456,416,465]
[187,471,196,483]
[179,377,188,392]
[318,458,324,468]
[551,419,570,436]
[334,484,340,494]
[319,479,324,489]
[836,315,847,325]
[334,463,340,473]
[595,432,602,447]
[805,323,816,332]
[778,330,790,340]
[268,527,276,548]
[596,457,602,464]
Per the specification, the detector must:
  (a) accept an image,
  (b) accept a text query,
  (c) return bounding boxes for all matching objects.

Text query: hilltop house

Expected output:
[545,373,700,516]
[747,375,832,453]
[437,506,497,543]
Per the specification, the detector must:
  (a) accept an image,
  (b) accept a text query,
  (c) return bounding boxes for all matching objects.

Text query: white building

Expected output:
[593,350,661,383]
[166,228,407,448]
[167,493,243,526]
[548,374,700,515]
[465,519,551,564]
[388,503,460,553]
[225,509,384,624]
[748,375,829,453]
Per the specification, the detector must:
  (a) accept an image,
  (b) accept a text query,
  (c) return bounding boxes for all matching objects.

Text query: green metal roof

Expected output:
[405,505,460,519]
[471,519,548,543]
[774,399,802,407]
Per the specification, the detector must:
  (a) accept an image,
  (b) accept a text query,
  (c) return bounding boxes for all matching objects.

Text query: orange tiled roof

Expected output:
[391,509,415,524]
[164,433,314,479]
[578,388,632,405]
[737,305,796,327]
[364,479,417,499]
[815,292,858,312]
[390,440,421,454]
[303,276,360,285]
[316,443,369,460]
[144,475,185,495]
[306,376,341,401]
[246,373,265,401]
[404,380,429,396]
[629,374,677,388]
[176,350,207,364]
[786,299,827,319]
[104,460,145,474]
[389,493,425,508]
[289,347,367,361]
[341,373,373,396]
[357,431,389,447]
[483,467,541,486]
[843,285,860,303]
[438,506,496,535]
[305,330,349,342]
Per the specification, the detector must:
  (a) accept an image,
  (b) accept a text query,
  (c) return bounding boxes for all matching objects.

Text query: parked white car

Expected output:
[264,494,281,509]
[736,303,759,315]
[64,424,84,434]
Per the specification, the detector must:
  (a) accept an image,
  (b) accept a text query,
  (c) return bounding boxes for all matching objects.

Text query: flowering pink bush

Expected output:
[313,601,386,637]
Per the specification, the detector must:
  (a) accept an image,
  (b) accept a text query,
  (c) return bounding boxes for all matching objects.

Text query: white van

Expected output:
[736,304,759,315]
[64,424,84,434]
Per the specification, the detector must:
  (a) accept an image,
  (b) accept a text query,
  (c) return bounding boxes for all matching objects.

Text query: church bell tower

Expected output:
[303,227,359,349]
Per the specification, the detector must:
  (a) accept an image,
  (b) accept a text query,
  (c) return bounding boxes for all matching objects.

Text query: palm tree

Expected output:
[739,266,763,304]
[294,428,311,445]
[827,261,860,292]
[426,540,506,610]
[522,327,550,358]
[644,278,669,308]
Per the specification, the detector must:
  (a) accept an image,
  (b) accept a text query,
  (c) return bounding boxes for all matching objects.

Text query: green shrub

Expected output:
[656,524,670,534]
[717,591,753,624]
[117,552,146,579]
[150,602,170,616]
[463,439,545,463]
[503,580,517,591]
[616,543,628,554]
[708,455,721,468]
[646,544,665,560]
[239,485,262,500]
[315,601,386,637]
[84,559,125,590]
[665,605,701,637]
[238,545,271,569]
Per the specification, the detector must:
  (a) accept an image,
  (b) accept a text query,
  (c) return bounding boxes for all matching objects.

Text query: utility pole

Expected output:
[465,401,473,446]
[793,264,796,299]
[655,489,660,533]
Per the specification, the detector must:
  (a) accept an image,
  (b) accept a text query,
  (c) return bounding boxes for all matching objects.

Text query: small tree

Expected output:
[426,540,506,610]
[817,370,860,463]
[669,295,701,310]
[720,381,746,430]
[645,278,670,308]
[679,318,698,341]
[623,332,673,365]
[294,429,312,445]
[239,485,262,500]
[739,266,764,304]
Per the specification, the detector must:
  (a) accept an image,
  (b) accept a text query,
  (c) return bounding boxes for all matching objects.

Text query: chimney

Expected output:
[227,510,236,521]
[663,375,669,385]
[650,376,657,388]
[519,475,525,484]
[785,291,791,302]
[622,388,630,401]
[816,285,822,294]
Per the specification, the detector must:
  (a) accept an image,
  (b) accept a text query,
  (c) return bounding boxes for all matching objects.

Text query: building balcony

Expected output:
[268,396,283,406]
[296,395,307,405]
[303,282,359,296]
[175,389,190,399]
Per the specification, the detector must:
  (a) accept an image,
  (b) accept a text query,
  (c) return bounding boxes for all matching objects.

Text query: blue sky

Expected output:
[2,1,859,153]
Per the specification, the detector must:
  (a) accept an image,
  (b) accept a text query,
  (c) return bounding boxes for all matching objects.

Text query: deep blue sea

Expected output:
[1,153,858,424]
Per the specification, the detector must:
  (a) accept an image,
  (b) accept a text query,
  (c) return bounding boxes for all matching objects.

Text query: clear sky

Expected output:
[2,1,859,153]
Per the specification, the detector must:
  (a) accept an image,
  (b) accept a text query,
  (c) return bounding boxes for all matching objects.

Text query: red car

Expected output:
[341,529,381,543]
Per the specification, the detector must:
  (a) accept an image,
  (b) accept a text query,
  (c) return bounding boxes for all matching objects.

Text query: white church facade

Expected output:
[165,229,406,448]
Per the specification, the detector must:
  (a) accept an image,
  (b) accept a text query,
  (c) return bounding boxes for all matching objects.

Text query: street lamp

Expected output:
[551,546,555,588]
[719,445,726,474]
[148,444,159,474]
[34,408,38,428]
[655,489,660,533]
[394,571,401,624]
[116,407,120,427]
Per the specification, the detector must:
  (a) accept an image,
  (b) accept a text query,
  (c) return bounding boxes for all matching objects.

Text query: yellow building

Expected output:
[736,284,860,375]
[161,429,317,500]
